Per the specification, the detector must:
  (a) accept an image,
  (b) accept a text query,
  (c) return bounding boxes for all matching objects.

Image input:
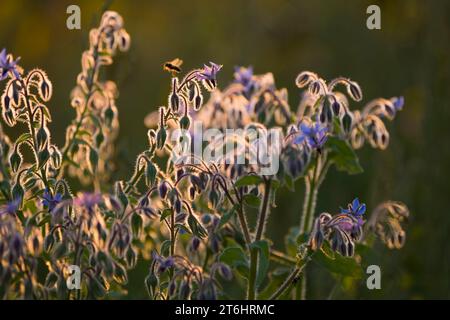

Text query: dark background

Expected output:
[1,0,448,299]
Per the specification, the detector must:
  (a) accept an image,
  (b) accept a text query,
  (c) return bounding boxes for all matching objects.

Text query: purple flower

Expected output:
[293,121,328,150]
[340,197,366,227]
[392,96,404,111]
[234,66,255,96]
[0,48,21,81]
[341,198,366,216]
[152,251,175,273]
[0,198,20,216]
[196,62,222,82]
[41,189,63,212]
[74,193,103,212]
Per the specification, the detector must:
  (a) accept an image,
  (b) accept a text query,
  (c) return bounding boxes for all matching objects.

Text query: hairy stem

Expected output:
[21,79,49,189]
[269,250,313,300]
[59,34,101,179]
[248,178,272,300]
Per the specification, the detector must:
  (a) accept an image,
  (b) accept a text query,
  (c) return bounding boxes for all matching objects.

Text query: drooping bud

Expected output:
[36,126,49,151]
[39,76,53,102]
[158,181,168,199]
[347,81,363,101]
[295,71,314,88]
[156,127,167,149]
[194,94,203,111]
[104,106,115,127]
[9,145,22,173]
[50,145,62,168]
[341,111,353,134]
[38,147,50,169]
[145,160,157,186]
[179,115,191,130]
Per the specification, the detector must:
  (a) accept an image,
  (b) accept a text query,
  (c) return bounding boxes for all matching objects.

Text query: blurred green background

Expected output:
[1,0,449,299]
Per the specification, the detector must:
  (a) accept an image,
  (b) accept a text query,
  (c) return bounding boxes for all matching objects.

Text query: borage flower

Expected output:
[41,189,63,212]
[74,192,103,213]
[293,121,328,151]
[0,48,21,81]
[0,198,20,217]
[196,62,222,91]
[234,66,256,97]
[340,197,366,227]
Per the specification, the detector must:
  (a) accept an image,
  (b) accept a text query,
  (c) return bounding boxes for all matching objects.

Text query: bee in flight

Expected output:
[163,58,183,76]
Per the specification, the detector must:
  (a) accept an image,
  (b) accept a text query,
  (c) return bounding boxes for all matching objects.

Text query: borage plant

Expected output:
[0,10,409,300]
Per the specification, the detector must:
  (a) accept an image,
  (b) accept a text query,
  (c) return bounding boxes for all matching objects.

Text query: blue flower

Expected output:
[0,48,21,81]
[234,66,255,96]
[340,198,366,218]
[41,189,63,212]
[293,121,328,150]
[196,62,222,82]
[0,198,20,216]
[392,96,404,111]
[74,192,103,213]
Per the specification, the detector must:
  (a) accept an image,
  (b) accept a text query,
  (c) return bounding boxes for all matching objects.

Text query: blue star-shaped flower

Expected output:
[196,62,222,82]
[41,189,63,212]
[293,121,328,150]
[0,48,21,81]
[340,197,366,217]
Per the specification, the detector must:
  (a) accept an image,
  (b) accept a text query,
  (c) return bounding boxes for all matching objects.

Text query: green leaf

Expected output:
[219,246,249,279]
[15,133,31,145]
[243,194,261,208]
[160,240,172,257]
[259,267,291,300]
[250,240,270,287]
[218,205,237,229]
[235,175,263,188]
[312,243,363,278]
[160,208,172,222]
[131,213,143,237]
[327,137,363,175]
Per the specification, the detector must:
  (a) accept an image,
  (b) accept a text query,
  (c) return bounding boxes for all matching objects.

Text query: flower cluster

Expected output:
[0,8,410,301]
[309,198,366,257]
[63,11,130,185]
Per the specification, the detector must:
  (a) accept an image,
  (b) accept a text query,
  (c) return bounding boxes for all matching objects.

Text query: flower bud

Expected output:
[104,106,115,127]
[156,127,167,149]
[218,263,232,280]
[194,94,203,111]
[169,92,180,112]
[145,160,157,186]
[9,147,22,173]
[174,198,182,214]
[2,107,16,127]
[39,78,52,102]
[190,236,200,252]
[295,72,312,88]
[332,101,341,115]
[179,115,191,130]
[38,147,50,169]
[36,126,49,151]
[50,146,62,168]
[178,281,190,299]
[158,182,168,199]
[342,111,353,134]
[348,81,363,101]
[131,213,143,237]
